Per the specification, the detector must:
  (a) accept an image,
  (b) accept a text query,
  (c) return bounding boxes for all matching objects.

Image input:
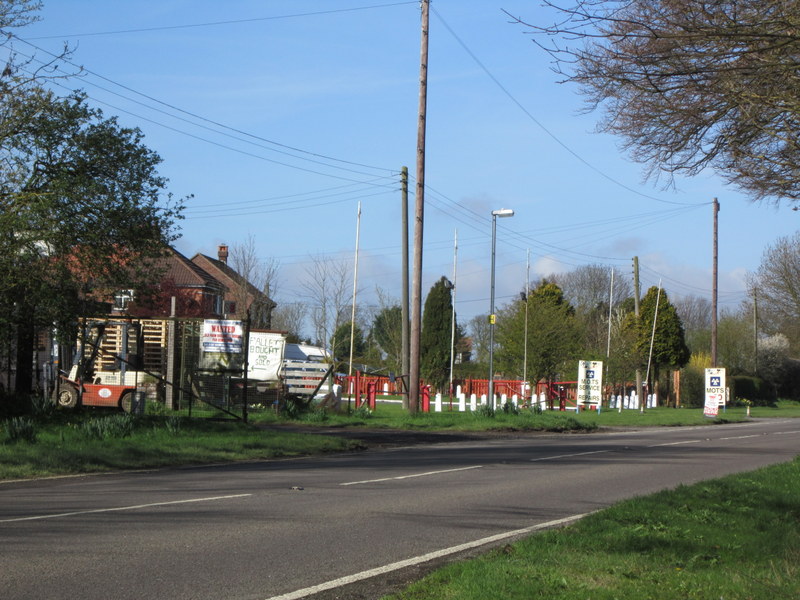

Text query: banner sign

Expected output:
[201,319,243,353]
[577,360,603,407]
[247,332,286,381]
[704,367,726,418]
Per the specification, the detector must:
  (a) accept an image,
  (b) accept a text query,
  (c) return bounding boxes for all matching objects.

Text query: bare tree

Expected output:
[300,254,351,351]
[552,264,631,315]
[271,302,307,343]
[228,235,279,329]
[674,294,713,353]
[511,0,800,204]
[749,232,800,353]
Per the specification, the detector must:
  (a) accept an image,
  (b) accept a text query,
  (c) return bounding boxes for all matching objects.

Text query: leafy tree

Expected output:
[638,287,690,398]
[496,280,582,383]
[420,276,459,392]
[553,265,632,357]
[717,308,755,375]
[332,320,366,366]
[467,314,490,366]
[372,305,403,372]
[1,90,182,395]
[514,0,800,204]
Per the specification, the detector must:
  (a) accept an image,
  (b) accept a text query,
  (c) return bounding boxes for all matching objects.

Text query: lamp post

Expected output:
[488,208,514,411]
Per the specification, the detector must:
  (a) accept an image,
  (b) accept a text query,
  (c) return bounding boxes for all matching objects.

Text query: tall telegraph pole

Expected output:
[711,198,719,367]
[409,0,429,414]
[400,166,410,409]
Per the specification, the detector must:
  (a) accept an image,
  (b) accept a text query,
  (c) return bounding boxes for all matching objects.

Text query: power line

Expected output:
[25,2,419,39]
[430,5,710,208]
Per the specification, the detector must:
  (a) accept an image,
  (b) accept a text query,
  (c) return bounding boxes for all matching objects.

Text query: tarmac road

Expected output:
[1,418,798,600]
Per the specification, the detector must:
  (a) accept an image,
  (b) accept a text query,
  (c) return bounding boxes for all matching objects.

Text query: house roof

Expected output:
[165,248,225,292]
[191,253,275,308]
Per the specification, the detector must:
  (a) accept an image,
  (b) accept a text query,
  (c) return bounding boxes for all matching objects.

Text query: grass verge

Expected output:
[383,457,800,600]
[0,414,361,480]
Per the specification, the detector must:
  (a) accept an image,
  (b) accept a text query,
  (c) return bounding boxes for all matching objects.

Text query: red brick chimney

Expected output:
[218,244,228,264]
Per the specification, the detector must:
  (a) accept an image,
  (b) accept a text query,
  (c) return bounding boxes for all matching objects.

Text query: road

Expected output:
[1,418,798,600]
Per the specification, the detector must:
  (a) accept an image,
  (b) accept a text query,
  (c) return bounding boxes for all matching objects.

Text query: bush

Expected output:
[731,376,777,406]
[680,365,706,407]
[4,416,37,443]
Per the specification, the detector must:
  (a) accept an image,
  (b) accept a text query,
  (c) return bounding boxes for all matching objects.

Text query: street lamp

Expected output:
[488,208,514,411]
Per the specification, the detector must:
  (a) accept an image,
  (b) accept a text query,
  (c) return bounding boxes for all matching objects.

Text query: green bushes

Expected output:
[731,376,777,406]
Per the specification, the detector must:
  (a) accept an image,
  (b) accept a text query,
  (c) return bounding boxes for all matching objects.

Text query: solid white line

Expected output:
[530,450,609,462]
[341,465,483,486]
[263,513,591,600]
[0,493,252,523]
[719,434,761,441]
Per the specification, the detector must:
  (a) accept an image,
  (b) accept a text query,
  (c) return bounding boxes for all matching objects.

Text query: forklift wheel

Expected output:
[57,386,78,409]
[119,391,133,413]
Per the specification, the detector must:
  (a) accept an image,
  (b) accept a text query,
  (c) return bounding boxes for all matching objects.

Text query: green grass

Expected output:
[0,413,361,480]
[1,400,796,481]
[383,457,800,600]
[250,401,755,431]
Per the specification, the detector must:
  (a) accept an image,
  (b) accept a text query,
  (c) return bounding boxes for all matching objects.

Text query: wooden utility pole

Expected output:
[409,0,429,414]
[401,166,410,409]
[711,198,719,367]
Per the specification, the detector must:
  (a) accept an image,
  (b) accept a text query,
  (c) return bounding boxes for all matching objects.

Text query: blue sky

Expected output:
[17,1,798,335]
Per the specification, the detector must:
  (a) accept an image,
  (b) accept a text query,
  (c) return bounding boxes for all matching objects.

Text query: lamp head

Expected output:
[492,208,514,218]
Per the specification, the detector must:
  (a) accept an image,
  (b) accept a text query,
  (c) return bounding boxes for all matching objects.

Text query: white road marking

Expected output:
[530,450,609,462]
[648,439,702,447]
[719,434,762,441]
[0,493,251,523]
[341,465,483,486]
[263,513,590,600]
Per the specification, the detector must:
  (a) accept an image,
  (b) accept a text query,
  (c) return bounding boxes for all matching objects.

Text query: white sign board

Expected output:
[704,367,726,418]
[577,360,603,407]
[201,319,244,353]
[247,332,286,381]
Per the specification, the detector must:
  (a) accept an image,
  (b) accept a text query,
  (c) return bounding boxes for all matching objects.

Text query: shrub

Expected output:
[731,376,777,406]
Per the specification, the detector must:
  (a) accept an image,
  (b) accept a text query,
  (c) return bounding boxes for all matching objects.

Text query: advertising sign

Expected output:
[704,367,726,418]
[577,360,603,408]
[247,332,286,381]
[201,319,243,353]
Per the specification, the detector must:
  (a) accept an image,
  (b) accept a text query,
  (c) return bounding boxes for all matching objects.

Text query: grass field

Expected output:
[383,456,800,599]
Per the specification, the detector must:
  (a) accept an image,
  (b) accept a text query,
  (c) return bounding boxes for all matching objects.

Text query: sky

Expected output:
[15,1,799,337]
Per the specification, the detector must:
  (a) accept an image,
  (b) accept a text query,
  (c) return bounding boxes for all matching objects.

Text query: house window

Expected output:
[213,294,224,316]
[114,289,135,311]
[224,301,237,315]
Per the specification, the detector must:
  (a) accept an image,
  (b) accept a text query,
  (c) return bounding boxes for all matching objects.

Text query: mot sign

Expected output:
[577,360,603,409]
[704,367,726,418]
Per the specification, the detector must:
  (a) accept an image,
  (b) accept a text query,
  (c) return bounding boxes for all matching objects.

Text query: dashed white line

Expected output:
[648,439,702,447]
[341,465,483,486]
[0,493,252,523]
[530,450,609,462]
[263,513,591,600]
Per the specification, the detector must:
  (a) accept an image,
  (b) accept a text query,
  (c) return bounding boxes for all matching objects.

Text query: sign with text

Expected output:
[201,319,243,353]
[704,367,726,418]
[247,332,286,381]
[577,360,603,407]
